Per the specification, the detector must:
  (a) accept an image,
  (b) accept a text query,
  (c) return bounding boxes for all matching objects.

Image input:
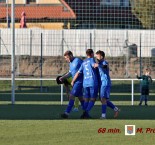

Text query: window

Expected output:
[27,0,36,4]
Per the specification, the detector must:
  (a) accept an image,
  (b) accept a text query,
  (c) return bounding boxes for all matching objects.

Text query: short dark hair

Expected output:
[86,49,94,56]
[64,51,73,57]
[96,50,105,58]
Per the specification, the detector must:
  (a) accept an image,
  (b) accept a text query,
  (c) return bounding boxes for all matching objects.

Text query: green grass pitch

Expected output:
[0,93,155,145]
[0,80,155,145]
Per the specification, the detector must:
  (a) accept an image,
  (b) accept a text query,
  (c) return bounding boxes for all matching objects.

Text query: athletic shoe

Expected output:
[139,103,142,106]
[114,109,120,118]
[100,116,106,119]
[60,113,68,119]
[80,111,92,119]
[80,111,86,119]
[145,103,148,106]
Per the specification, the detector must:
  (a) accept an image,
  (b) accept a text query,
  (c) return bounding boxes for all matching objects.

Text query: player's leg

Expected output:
[106,86,120,118]
[61,94,75,118]
[85,85,98,118]
[145,95,148,106]
[139,95,145,105]
[80,87,90,119]
[100,85,107,119]
[73,97,79,112]
[61,82,82,118]
[139,87,145,105]
[74,83,85,110]
[145,88,149,106]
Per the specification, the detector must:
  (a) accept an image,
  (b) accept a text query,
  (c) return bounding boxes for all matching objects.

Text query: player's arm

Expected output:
[71,64,83,86]
[94,61,108,69]
[135,73,141,79]
[60,72,71,82]
[71,72,80,86]
[149,76,153,83]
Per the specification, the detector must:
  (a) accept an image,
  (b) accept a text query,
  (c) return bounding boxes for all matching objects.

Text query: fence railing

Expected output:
[0,78,154,105]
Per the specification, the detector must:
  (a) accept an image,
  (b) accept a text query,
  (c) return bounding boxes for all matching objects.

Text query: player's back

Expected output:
[79,58,98,88]
[98,60,111,86]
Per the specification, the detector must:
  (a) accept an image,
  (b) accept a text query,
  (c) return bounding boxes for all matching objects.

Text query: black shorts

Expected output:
[141,87,149,95]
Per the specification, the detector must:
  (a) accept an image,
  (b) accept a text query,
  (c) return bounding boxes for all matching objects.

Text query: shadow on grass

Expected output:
[0,104,155,120]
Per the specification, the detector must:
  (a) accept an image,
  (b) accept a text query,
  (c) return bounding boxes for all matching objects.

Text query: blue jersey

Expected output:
[78,58,98,88]
[69,57,83,83]
[98,60,111,86]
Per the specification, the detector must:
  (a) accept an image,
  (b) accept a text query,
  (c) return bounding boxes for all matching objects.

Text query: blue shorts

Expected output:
[70,82,83,97]
[100,85,111,99]
[84,85,98,99]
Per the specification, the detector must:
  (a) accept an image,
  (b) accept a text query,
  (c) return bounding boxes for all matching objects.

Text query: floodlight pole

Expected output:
[140,33,142,77]
[11,0,15,104]
[6,0,9,28]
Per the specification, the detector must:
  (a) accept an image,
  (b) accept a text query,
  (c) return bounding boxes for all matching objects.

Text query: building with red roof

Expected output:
[0,0,76,29]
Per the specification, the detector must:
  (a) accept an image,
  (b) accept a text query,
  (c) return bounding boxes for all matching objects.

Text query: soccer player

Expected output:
[94,50,120,119]
[71,49,99,119]
[60,51,84,118]
[135,69,152,106]
[56,75,80,112]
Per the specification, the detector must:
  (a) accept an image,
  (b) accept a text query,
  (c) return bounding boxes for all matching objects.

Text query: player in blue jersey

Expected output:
[94,50,120,119]
[60,51,84,119]
[72,49,99,119]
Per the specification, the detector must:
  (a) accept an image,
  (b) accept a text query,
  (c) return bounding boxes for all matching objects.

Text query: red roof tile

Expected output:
[0,0,76,19]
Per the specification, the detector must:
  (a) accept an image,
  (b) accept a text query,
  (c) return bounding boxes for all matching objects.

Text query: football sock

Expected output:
[101,113,106,118]
[83,101,89,110]
[102,104,107,115]
[86,100,95,113]
[80,100,85,110]
[65,99,74,114]
[107,100,115,110]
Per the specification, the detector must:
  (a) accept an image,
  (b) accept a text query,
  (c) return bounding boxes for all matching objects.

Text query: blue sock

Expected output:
[83,101,89,111]
[140,95,144,104]
[102,104,107,114]
[86,101,95,113]
[107,100,115,110]
[65,99,74,114]
[80,100,85,110]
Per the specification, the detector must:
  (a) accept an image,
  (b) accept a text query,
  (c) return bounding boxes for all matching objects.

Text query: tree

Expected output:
[130,0,155,29]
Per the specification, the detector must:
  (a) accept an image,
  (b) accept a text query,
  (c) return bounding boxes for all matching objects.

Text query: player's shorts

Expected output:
[70,82,83,97]
[84,85,98,99]
[100,85,111,99]
[141,86,149,95]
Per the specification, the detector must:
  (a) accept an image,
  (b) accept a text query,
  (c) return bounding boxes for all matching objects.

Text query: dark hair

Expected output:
[96,50,105,58]
[56,76,63,84]
[64,51,73,57]
[86,49,94,56]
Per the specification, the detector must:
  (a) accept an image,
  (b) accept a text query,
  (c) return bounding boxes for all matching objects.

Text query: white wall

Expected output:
[0,29,154,57]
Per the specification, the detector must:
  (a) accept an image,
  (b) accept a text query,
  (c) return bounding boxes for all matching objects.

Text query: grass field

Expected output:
[0,80,155,145]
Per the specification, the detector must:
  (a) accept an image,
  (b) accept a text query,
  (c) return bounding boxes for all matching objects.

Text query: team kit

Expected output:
[56,49,120,119]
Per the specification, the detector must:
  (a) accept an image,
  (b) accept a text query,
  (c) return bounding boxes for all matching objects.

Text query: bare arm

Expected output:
[60,72,71,81]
